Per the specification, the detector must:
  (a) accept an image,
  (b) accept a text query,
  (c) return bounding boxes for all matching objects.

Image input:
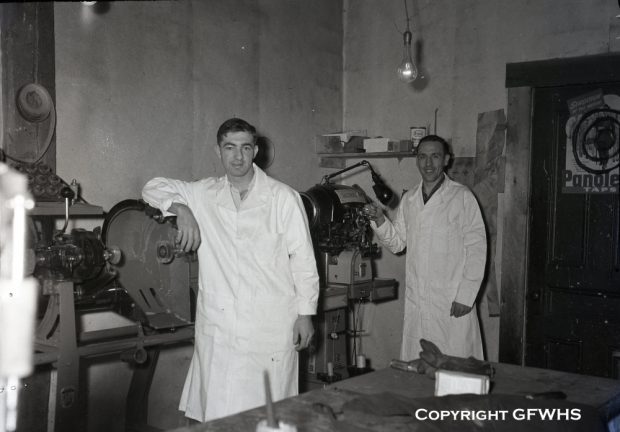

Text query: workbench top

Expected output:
[168,363,620,432]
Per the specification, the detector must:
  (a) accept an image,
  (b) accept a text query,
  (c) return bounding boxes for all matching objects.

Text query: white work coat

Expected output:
[373,176,486,360]
[142,165,319,422]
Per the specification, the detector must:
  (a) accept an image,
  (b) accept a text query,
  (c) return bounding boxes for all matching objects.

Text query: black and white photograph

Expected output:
[0,1,618,431]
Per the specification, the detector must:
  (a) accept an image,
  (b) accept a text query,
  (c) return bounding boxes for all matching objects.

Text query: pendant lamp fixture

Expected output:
[397,0,418,83]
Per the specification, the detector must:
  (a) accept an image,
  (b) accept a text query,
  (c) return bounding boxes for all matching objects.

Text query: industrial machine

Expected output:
[16,171,197,432]
[300,160,398,386]
[102,199,197,329]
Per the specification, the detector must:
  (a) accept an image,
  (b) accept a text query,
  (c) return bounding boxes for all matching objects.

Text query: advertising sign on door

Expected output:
[563,89,619,193]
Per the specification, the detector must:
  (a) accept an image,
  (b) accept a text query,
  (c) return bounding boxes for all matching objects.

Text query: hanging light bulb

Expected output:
[397,0,417,83]
[397,29,417,83]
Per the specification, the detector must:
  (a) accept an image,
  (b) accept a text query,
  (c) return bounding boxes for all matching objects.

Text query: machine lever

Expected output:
[58,187,75,235]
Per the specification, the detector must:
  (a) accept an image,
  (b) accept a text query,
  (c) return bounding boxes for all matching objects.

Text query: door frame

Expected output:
[499,53,620,365]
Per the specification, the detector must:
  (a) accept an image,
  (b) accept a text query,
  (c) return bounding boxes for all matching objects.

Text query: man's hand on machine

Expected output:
[450,301,472,318]
[363,203,386,226]
[293,315,314,351]
[169,203,201,252]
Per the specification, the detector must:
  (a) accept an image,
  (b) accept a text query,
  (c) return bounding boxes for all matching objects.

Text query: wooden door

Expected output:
[526,83,620,377]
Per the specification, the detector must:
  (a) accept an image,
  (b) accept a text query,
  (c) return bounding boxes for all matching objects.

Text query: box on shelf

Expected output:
[315,130,367,154]
[363,137,396,153]
[387,140,414,152]
[410,126,427,147]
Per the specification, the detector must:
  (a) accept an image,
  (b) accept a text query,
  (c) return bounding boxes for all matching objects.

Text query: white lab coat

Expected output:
[373,176,486,360]
[142,165,319,422]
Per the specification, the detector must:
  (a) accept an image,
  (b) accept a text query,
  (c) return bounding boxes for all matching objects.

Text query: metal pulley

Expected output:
[102,199,197,329]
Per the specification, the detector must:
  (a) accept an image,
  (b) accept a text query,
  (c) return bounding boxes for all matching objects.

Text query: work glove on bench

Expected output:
[390,339,494,378]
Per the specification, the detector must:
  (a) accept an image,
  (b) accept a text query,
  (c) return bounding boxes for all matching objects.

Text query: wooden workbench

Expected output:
[167,363,620,432]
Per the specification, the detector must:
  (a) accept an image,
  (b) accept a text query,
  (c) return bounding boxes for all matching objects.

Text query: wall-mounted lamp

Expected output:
[397,0,418,83]
[322,160,394,205]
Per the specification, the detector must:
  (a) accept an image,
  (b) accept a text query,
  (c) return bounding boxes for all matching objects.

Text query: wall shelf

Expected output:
[318,151,417,168]
[30,202,104,216]
[317,151,416,159]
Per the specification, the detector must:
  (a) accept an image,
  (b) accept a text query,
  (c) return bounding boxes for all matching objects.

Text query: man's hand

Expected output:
[450,301,473,318]
[169,203,201,252]
[293,315,314,351]
[363,203,386,226]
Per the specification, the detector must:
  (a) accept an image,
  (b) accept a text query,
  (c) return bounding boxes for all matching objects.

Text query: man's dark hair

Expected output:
[216,118,257,145]
[418,134,451,156]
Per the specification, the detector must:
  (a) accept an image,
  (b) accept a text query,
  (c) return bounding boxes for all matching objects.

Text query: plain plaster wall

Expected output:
[342,0,620,368]
[53,1,342,430]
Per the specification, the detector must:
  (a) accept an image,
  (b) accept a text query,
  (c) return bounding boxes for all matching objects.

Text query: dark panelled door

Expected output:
[526,83,620,377]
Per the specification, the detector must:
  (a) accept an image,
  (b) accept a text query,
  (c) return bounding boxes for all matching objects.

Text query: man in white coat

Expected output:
[364,135,486,360]
[142,118,319,422]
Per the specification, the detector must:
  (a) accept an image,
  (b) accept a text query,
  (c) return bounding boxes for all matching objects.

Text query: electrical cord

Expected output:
[349,299,362,365]
[355,298,363,355]
[348,297,366,367]
[330,310,341,368]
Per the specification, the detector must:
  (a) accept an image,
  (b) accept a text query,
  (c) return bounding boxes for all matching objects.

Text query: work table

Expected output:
[168,363,620,431]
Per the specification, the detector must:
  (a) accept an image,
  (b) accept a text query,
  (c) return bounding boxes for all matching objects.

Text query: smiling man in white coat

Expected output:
[364,135,486,360]
[142,118,319,422]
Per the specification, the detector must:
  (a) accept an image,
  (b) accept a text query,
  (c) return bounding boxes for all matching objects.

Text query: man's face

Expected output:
[215,131,258,179]
[416,140,450,184]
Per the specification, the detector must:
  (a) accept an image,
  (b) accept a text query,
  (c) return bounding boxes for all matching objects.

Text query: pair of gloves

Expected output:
[390,339,495,378]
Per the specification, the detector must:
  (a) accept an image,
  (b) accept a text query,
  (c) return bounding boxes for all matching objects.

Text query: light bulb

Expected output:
[397,30,418,83]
